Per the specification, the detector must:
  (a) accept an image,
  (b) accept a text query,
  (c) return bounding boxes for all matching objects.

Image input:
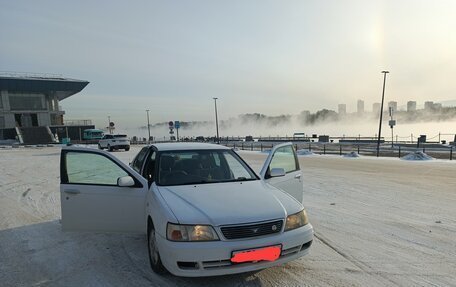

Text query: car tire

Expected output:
[125,147,130,151]
[148,224,168,275]
[108,144,113,152]
[98,144,103,150]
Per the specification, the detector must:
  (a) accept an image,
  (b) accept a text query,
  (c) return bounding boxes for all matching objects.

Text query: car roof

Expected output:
[151,142,230,151]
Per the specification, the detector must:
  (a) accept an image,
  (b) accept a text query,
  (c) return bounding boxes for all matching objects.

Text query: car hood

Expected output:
[157,180,303,226]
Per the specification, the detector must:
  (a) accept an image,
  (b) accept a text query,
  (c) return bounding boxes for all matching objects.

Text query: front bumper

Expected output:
[156,223,313,277]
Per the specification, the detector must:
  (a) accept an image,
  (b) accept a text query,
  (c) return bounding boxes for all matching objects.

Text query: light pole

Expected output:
[377,71,389,157]
[146,110,151,144]
[389,107,396,148]
[213,97,220,144]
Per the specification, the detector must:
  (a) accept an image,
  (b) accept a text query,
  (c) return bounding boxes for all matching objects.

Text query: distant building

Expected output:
[338,104,346,115]
[0,72,89,143]
[357,100,364,115]
[372,103,381,115]
[434,103,442,110]
[424,101,434,111]
[388,101,398,113]
[407,101,417,112]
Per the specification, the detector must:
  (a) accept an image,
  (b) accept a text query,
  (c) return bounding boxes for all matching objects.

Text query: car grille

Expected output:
[220,220,283,240]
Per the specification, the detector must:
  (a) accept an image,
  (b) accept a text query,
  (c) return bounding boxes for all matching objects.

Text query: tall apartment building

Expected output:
[388,101,398,112]
[407,101,417,112]
[424,101,434,111]
[357,100,364,114]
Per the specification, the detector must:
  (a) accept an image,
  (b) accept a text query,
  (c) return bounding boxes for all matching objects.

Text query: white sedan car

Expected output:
[60,142,313,277]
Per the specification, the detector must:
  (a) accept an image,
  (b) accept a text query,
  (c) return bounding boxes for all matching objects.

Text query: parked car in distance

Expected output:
[83,129,104,140]
[98,134,130,151]
[60,142,313,277]
[245,135,254,142]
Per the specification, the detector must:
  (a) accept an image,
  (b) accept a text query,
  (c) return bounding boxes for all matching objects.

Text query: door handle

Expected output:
[64,189,80,194]
[294,174,302,179]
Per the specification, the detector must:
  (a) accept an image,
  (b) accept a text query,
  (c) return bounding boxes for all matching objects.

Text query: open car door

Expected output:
[60,146,148,233]
[260,142,303,203]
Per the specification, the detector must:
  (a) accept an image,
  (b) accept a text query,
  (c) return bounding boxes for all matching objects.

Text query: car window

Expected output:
[269,146,298,173]
[142,151,156,182]
[66,152,128,185]
[224,152,255,180]
[157,150,257,186]
[132,147,149,173]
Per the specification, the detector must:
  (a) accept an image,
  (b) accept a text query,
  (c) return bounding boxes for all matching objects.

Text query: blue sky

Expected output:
[1,0,456,129]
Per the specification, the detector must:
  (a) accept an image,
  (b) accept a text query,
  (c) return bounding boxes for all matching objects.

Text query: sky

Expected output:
[1,0,456,131]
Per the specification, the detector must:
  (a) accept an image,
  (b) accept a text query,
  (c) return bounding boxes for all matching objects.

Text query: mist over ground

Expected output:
[123,110,456,142]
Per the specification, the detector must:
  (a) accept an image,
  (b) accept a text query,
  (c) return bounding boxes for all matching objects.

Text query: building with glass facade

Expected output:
[0,73,89,129]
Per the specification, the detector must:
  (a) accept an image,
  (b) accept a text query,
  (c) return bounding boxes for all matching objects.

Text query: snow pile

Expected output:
[401,151,434,161]
[343,151,360,158]
[297,149,315,156]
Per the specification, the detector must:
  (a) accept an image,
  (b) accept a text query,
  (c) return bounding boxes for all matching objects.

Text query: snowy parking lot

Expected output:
[1,146,455,286]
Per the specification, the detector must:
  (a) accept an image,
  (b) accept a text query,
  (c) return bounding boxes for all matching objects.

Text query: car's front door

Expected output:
[260,142,303,203]
[60,147,148,233]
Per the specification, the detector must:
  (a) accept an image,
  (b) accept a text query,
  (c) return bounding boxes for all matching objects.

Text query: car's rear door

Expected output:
[260,142,303,203]
[60,146,148,233]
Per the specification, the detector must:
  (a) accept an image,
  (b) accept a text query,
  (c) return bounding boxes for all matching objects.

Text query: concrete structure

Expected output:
[407,101,417,112]
[357,100,364,115]
[0,73,89,144]
[388,101,398,112]
[338,104,346,115]
[0,73,89,129]
[372,103,381,115]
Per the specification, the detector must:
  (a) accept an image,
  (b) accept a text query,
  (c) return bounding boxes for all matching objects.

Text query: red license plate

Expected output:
[231,245,281,263]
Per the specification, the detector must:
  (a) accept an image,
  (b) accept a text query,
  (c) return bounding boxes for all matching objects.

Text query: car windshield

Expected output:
[114,135,127,138]
[157,150,257,186]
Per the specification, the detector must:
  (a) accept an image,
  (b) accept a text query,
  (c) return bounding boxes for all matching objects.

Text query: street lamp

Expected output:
[377,71,389,157]
[213,97,220,144]
[146,109,151,144]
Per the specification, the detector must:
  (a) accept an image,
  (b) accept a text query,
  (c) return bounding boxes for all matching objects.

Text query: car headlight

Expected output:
[166,223,220,241]
[284,210,309,231]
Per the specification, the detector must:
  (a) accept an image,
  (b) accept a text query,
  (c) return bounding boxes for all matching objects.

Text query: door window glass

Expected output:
[132,147,148,173]
[224,152,253,179]
[269,146,298,173]
[143,151,156,181]
[66,152,128,185]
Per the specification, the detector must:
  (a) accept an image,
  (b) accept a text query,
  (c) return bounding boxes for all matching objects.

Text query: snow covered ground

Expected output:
[1,146,455,286]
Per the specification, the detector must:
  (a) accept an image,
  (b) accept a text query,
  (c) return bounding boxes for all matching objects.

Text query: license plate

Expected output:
[231,245,281,263]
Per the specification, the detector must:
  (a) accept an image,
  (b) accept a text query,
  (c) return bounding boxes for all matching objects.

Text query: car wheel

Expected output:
[98,144,103,150]
[125,147,130,151]
[148,225,168,274]
[108,144,113,152]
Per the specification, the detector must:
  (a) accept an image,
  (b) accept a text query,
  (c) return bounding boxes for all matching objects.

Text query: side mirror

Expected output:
[117,176,135,187]
[270,168,286,178]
